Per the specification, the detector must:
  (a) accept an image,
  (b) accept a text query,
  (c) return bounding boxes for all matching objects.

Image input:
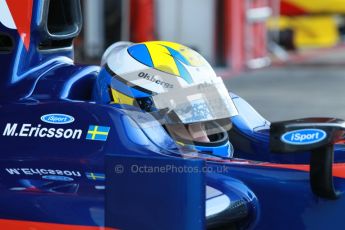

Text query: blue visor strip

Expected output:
[194,141,231,158]
[111,77,151,98]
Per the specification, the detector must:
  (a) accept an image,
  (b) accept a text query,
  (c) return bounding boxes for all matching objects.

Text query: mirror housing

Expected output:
[270,118,345,199]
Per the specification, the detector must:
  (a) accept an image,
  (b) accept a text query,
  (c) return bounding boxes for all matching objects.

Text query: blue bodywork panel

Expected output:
[1,1,345,229]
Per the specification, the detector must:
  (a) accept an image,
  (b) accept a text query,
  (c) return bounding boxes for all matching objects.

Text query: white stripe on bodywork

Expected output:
[206,186,231,217]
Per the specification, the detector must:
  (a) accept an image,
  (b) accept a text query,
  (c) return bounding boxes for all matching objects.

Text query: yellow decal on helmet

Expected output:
[145,42,180,77]
[156,41,205,67]
[111,88,135,106]
[128,41,207,84]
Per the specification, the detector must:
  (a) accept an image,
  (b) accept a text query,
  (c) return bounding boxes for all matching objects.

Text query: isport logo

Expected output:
[281,129,327,145]
[41,114,75,125]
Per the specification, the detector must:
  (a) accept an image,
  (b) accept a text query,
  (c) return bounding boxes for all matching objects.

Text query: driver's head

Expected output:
[93,41,238,158]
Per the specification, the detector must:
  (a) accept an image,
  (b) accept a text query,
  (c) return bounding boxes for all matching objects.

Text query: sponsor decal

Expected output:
[281,129,327,145]
[5,168,82,177]
[2,123,82,139]
[138,72,174,88]
[85,172,105,181]
[2,122,111,142]
[42,175,74,182]
[197,82,213,90]
[40,114,75,125]
[86,125,110,142]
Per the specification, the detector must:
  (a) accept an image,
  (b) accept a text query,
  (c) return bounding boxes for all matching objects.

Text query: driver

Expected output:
[93,41,238,158]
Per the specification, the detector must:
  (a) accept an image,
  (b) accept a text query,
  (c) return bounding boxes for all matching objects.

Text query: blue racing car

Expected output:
[1,1,345,230]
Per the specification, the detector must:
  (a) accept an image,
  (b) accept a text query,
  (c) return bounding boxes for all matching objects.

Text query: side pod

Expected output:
[105,155,205,230]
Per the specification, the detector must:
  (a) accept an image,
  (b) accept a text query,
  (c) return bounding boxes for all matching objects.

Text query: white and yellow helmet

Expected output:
[94,41,238,157]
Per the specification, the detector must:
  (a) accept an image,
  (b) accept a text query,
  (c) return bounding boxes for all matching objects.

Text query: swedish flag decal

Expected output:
[86,172,105,181]
[86,125,110,142]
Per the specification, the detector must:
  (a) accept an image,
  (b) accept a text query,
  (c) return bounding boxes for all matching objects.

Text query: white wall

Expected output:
[155,0,216,64]
[84,0,105,58]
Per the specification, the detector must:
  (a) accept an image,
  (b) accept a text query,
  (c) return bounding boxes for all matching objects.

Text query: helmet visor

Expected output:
[151,77,238,124]
[165,120,231,144]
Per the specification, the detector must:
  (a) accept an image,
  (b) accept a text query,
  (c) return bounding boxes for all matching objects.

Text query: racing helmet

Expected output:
[94,41,238,158]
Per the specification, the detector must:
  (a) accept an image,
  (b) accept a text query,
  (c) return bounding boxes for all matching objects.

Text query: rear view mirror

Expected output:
[270,118,345,199]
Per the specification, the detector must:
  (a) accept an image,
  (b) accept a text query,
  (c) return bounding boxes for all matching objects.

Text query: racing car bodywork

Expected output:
[1,1,345,230]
